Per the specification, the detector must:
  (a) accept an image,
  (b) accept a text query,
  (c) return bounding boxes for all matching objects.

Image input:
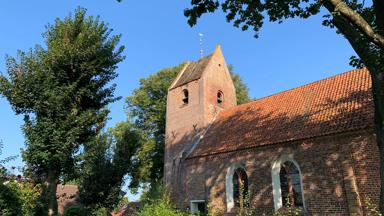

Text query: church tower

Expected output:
[164,45,237,199]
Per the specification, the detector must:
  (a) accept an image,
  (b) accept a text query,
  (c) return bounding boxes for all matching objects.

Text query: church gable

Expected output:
[189,68,374,158]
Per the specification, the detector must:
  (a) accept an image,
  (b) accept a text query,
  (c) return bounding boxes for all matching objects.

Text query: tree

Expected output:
[0,8,124,215]
[78,122,140,213]
[228,65,251,105]
[124,63,250,193]
[184,0,384,211]
[0,140,22,216]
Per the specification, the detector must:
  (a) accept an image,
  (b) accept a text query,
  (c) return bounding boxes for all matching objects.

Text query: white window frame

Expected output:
[190,200,206,214]
[225,162,246,212]
[271,154,306,211]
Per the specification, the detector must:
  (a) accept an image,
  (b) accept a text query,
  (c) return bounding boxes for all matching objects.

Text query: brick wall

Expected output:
[180,129,379,215]
[164,46,237,202]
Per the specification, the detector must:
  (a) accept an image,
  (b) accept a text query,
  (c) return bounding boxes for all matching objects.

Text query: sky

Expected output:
[0,0,355,200]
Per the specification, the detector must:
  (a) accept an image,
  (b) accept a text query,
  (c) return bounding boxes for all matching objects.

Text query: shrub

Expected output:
[0,177,42,216]
[63,205,88,216]
[90,207,110,216]
[0,182,22,216]
[136,198,187,216]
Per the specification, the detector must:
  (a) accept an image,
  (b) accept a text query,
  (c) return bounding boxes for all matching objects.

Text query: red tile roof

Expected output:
[189,68,374,158]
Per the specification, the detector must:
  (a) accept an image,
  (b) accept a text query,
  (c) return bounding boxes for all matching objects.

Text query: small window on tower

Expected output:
[217,91,224,104]
[183,89,189,104]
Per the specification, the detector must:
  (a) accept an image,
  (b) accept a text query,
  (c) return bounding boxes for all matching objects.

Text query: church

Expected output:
[164,45,380,215]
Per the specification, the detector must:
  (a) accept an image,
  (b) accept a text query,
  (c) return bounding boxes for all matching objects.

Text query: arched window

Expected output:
[182,89,189,104]
[271,155,305,211]
[280,161,303,207]
[217,91,224,104]
[226,164,249,212]
[233,167,249,209]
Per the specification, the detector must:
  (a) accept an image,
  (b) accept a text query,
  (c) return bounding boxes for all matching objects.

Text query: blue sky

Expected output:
[0,1,355,200]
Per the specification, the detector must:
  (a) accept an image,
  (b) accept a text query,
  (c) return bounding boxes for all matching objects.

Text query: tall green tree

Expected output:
[184,0,384,211]
[78,122,140,213]
[124,63,250,192]
[0,8,124,215]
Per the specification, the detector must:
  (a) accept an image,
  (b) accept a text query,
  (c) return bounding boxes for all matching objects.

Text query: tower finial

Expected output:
[199,33,204,59]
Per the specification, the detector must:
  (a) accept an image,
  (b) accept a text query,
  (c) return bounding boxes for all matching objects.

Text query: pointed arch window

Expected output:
[226,163,250,212]
[271,155,305,211]
[233,167,249,209]
[280,161,303,207]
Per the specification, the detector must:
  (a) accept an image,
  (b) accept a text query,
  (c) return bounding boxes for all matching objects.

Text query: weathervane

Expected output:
[199,33,204,59]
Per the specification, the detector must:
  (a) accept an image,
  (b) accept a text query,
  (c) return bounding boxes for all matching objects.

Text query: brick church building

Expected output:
[164,45,380,215]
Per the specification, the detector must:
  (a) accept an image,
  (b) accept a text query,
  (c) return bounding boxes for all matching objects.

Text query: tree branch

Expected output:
[322,0,376,69]
[325,0,384,49]
[373,0,384,35]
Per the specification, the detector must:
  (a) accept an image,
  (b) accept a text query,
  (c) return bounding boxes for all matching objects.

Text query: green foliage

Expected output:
[114,196,130,212]
[0,140,29,216]
[0,7,124,213]
[139,183,192,216]
[365,198,382,216]
[0,182,22,216]
[89,207,110,216]
[272,199,302,216]
[228,65,250,105]
[63,205,88,216]
[184,0,375,40]
[0,179,42,216]
[140,182,167,203]
[237,180,253,216]
[125,64,184,192]
[0,140,18,165]
[118,196,130,207]
[206,199,223,216]
[124,63,250,192]
[137,198,188,216]
[78,122,140,212]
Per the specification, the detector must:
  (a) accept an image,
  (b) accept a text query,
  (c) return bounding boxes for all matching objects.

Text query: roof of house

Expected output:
[171,55,212,89]
[188,68,374,158]
[56,184,78,215]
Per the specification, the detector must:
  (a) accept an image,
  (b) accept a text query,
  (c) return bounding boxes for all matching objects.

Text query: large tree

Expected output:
[184,0,384,211]
[124,63,250,193]
[78,122,140,213]
[0,8,124,215]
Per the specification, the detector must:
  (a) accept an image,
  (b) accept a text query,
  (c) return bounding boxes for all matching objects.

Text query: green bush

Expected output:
[90,207,110,216]
[0,180,42,216]
[63,205,88,216]
[137,198,188,216]
[0,182,22,216]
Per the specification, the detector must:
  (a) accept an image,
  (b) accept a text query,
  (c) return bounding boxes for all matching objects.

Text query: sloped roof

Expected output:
[172,55,212,89]
[188,68,374,158]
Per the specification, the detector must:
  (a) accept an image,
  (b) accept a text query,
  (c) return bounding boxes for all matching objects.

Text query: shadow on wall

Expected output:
[176,85,379,215]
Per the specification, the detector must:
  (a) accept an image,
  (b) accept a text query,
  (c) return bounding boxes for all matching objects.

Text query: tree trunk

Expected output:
[321,0,384,211]
[45,170,58,216]
[369,66,384,212]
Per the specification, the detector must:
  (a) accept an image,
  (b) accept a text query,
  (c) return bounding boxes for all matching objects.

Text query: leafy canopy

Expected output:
[78,122,140,212]
[0,7,124,178]
[0,7,125,214]
[184,0,383,68]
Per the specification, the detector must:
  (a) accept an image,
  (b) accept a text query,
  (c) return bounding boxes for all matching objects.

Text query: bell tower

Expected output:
[164,45,237,199]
